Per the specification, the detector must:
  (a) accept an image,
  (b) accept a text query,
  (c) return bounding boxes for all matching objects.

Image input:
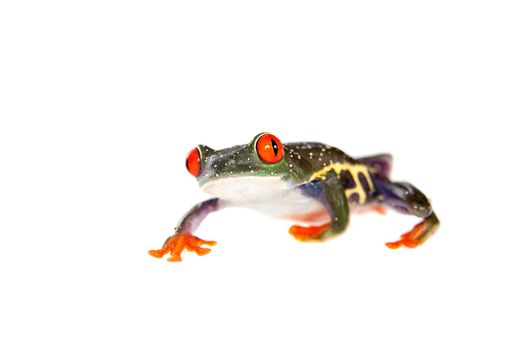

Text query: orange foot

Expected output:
[385,220,427,249]
[289,223,330,242]
[149,232,216,262]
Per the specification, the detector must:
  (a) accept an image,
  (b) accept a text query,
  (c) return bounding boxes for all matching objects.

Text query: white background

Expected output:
[1,1,524,349]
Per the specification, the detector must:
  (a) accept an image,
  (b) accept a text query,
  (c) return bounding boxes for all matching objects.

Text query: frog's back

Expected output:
[284,142,379,206]
[285,142,356,166]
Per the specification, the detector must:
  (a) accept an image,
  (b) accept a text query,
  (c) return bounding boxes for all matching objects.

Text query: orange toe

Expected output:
[385,241,402,249]
[385,221,426,249]
[148,249,167,258]
[289,223,330,241]
[166,253,183,262]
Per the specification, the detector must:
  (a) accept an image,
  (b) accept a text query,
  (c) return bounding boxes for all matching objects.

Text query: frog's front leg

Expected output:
[149,198,223,262]
[289,171,350,242]
[374,177,440,249]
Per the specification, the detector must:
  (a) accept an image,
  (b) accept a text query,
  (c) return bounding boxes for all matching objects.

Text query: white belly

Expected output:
[201,176,329,224]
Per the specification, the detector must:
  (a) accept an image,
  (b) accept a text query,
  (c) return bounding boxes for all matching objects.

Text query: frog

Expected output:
[149,132,440,262]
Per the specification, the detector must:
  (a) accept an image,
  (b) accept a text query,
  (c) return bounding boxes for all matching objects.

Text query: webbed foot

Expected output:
[149,232,216,262]
[385,213,439,249]
[289,223,330,242]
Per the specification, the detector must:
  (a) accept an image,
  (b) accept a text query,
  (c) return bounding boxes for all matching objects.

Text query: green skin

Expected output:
[197,134,351,185]
[151,132,439,261]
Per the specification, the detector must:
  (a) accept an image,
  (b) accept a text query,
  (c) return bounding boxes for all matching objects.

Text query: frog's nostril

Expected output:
[186,148,201,177]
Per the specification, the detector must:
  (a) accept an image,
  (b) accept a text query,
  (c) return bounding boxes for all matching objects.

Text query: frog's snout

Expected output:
[186,144,217,180]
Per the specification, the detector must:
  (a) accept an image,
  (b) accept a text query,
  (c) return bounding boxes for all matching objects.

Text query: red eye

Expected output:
[256,133,283,164]
[186,148,201,177]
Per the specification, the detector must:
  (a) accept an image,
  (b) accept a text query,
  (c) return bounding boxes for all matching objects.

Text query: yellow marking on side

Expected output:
[310,162,374,205]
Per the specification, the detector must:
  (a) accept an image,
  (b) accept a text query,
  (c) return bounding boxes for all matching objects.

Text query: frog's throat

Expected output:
[200,176,292,203]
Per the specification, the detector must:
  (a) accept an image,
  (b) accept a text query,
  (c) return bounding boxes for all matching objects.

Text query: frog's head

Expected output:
[184,133,299,202]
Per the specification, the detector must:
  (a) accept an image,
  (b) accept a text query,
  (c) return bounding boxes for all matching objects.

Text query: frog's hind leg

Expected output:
[374,178,439,249]
[357,154,393,178]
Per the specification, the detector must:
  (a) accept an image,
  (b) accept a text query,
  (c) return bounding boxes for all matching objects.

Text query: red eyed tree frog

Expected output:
[149,133,440,262]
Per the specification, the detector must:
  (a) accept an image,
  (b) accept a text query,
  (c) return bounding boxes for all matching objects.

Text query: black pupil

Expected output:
[271,139,279,156]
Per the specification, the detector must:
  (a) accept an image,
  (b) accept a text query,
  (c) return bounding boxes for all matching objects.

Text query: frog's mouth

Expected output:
[200,176,291,203]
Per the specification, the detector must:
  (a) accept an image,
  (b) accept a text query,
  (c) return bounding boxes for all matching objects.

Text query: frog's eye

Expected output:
[186,148,201,177]
[256,133,283,164]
